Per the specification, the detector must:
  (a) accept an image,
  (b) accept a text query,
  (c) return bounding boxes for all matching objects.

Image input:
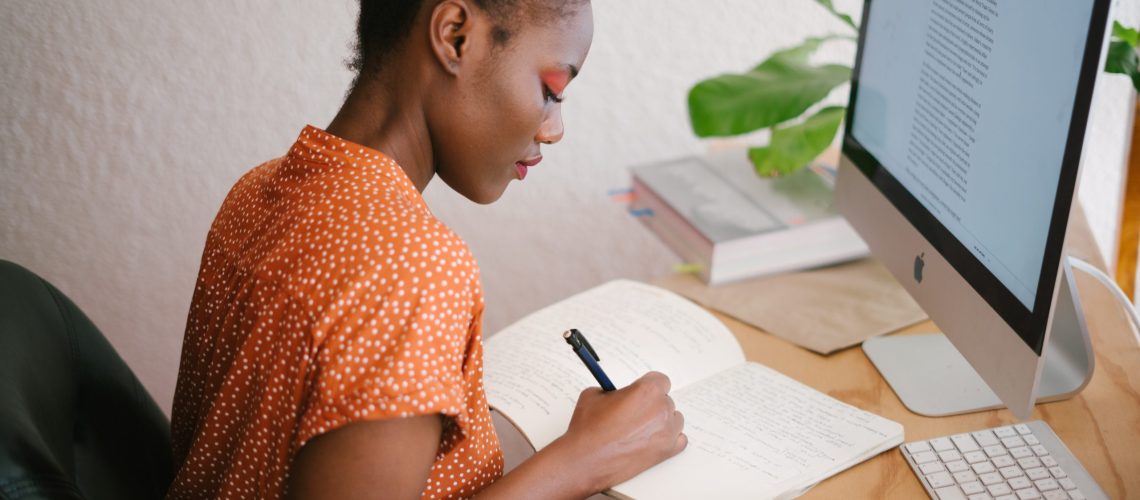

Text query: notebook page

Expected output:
[484,280,745,449]
[612,362,903,500]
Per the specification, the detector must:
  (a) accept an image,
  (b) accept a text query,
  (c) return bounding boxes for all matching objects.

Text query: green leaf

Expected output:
[1113,21,1139,48]
[748,106,846,176]
[1105,39,1140,93]
[688,38,851,137]
[814,0,858,31]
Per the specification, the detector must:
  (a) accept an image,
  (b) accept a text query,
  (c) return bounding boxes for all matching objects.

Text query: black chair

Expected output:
[0,260,173,499]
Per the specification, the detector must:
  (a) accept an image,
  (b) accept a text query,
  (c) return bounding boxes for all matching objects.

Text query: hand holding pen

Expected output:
[558,328,689,491]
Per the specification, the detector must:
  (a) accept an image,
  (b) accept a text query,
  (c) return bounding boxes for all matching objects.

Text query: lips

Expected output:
[515,155,542,180]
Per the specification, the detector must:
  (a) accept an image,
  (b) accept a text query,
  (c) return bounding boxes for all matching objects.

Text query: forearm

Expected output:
[475,435,601,500]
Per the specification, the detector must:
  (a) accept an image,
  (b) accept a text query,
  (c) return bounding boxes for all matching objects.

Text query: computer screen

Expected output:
[852,0,1090,309]
[837,0,1110,418]
[842,0,1108,354]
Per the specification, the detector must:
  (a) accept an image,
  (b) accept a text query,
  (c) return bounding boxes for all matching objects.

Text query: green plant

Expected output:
[1107,21,1140,93]
[687,1,857,177]
[688,3,1140,178]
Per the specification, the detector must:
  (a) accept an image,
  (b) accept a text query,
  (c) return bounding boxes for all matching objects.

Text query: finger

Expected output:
[665,395,676,414]
[670,410,685,435]
[639,371,672,394]
[671,432,689,457]
[578,387,603,402]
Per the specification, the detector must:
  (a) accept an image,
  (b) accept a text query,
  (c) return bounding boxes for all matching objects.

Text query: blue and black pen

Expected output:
[563,328,617,392]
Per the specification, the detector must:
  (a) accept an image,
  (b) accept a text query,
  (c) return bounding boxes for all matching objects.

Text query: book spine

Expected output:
[629,178,715,281]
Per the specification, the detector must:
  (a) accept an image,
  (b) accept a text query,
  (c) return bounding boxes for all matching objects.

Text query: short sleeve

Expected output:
[294,264,479,450]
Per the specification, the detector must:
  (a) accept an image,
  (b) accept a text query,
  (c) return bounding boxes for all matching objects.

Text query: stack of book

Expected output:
[629,151,868,285]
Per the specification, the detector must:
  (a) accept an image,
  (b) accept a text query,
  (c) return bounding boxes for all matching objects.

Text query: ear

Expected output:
[428,0,477,76]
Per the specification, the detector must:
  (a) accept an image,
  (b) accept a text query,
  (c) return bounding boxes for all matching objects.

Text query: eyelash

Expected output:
[543,85,564,104]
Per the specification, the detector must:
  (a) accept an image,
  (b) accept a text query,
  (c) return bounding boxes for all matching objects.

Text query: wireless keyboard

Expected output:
[899,421,1106,500]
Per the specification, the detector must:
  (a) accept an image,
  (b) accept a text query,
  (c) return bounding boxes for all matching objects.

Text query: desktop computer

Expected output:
[835,0,1115,498]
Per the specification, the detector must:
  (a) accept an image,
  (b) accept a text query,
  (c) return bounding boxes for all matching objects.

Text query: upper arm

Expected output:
[286,414,443,500]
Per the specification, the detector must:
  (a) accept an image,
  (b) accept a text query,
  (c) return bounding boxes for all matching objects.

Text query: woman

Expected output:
[167,0,686,498]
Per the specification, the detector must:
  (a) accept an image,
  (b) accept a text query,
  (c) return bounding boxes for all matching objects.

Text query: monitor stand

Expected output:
[862,257,1095,417]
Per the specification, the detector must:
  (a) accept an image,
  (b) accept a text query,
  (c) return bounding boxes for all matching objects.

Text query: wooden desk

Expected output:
[652,208,1140,498]
[492,208,1139,498]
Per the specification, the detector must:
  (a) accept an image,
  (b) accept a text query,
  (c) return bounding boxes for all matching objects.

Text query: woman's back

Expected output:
[168,126,502,499]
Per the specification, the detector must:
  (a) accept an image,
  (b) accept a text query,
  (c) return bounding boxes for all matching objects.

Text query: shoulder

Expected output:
[288,173,483,327]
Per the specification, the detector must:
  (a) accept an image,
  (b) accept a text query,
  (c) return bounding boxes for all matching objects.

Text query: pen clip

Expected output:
[570,328,600,362]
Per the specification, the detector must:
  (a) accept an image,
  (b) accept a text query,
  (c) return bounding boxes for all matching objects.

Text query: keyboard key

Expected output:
[935,485,967,500]
[1010,447,1034,459]
[1024,435,1040,446]
[986,446,1010,458]
[989,483,1013,496]
[997,496,1017,500]
[1009,477,1032,490]
[1048,467,1066,478]
[973,462,996,474]
[907,441,933,454]
[913,451,938,464]
[961,481,986,495]
[1040,456,1058,467]
[1002,436,1027,448]
[973,430,1000,447]
[1058,478,1076,490]
[968,494,992,500]
[1015,424,1032,435]
[1000,466,1025,479]
[993,456,1016,467]
[966,451,989,464]
[994,426,1018,438]
[1025,468,1050,481]
[1032,445,1049,457]
[1034,478,1059,491]
[941,450,963,462]
[1018,457,1042,470]
[954,434,982,452]
[979,472,1004,485]
[1043,491,1069,500]
[954,471,978,484]
[1069,490,1087,500]
[928,471,956,488]
[921,462,948,474]
[1015,487,1042,499]
[931,437,956,451]
[947,460,971,473]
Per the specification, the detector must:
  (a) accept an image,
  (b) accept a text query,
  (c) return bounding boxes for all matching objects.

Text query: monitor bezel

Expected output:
[841,0,1112,355]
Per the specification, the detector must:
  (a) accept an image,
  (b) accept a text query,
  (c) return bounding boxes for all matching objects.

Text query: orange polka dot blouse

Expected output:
[168,126,504,499]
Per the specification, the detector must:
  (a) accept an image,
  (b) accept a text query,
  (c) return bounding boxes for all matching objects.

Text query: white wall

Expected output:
[1,0,1135,415]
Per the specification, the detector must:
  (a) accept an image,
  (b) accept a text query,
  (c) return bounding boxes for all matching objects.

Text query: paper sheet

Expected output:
[483,280,745,449]
[661,258,928,355]
[611,363,903,500]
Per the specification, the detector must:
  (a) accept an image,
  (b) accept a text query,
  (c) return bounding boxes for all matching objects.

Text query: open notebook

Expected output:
[483,280,903,499]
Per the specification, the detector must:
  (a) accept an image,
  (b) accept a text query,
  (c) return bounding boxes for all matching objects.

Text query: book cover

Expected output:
[629,151,868,285]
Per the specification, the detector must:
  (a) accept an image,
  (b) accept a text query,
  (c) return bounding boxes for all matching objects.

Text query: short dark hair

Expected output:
[348,0,581,78]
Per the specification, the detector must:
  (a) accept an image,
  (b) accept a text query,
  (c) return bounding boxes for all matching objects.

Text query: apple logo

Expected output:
[914,252,925,283]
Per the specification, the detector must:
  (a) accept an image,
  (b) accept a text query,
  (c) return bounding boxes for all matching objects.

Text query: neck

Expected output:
[326,68,435,192]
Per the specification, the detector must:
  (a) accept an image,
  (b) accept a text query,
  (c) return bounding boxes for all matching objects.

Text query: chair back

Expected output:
[0,260,173,499]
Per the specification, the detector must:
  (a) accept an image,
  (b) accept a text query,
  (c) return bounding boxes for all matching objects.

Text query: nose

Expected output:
[536,105,564,145]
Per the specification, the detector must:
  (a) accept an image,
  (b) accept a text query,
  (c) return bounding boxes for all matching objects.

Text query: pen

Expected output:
[563,328,617,392]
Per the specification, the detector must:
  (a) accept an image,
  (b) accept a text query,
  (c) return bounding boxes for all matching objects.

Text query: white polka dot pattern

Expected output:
[168,126,504,499]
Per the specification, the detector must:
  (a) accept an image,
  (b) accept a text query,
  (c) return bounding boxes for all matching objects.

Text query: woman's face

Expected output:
[430,3,594,204]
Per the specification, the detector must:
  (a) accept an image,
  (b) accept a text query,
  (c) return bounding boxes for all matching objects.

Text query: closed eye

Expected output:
[543,85,564,104]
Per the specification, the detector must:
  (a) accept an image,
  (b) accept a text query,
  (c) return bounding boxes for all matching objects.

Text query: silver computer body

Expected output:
[835,0,1114,419]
